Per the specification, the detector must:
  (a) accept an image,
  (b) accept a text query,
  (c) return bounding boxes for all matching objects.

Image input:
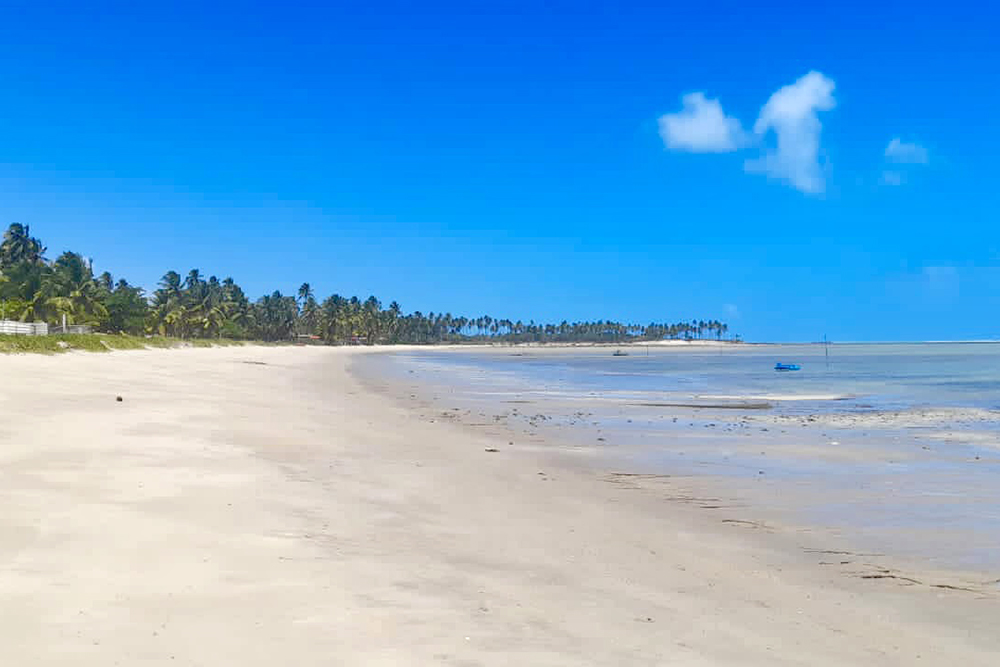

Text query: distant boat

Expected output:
[774,363,800,371]
[613,350,629,357]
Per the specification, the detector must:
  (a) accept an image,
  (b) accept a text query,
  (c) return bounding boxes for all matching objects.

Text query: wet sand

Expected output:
[1,346,998,665]
[361,346,1000,575]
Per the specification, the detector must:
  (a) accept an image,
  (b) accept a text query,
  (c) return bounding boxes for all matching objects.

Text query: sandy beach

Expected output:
[1,346,997,665]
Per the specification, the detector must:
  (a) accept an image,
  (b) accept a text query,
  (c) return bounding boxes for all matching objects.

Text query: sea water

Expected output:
[360,343,1000,574]
[384,342,1000,412]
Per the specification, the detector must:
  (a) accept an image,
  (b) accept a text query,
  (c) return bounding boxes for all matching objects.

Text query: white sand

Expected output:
[0,346,996,665]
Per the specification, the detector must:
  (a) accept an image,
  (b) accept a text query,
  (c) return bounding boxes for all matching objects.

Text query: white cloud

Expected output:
[885,138,928,164]
[744,71,836,194]
[658,92,747,153]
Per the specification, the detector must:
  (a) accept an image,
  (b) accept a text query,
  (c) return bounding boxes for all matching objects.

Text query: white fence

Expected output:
[49,325,91,334]
[0,320,49,336]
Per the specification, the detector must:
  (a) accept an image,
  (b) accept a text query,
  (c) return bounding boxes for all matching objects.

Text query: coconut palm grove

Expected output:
[0,223,733,344]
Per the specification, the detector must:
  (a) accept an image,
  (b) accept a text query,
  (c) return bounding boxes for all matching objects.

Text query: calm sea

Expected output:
[381,342,1000,413]
[360,343,1000,575]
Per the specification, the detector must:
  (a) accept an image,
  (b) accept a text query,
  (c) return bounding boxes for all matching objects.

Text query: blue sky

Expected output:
[0,0,997,341]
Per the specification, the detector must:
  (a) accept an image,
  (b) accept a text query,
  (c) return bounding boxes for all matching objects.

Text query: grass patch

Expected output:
[0,333,249,355]
[187,337,247,348]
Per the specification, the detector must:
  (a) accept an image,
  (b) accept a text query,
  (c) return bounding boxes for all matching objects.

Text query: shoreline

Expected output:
[2,336,998,360]
[1,346,997,664]
[351,348,1000,586]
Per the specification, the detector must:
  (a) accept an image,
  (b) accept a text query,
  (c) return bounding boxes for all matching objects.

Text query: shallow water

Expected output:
[394,342,1000,410]
[360,343,1000,574]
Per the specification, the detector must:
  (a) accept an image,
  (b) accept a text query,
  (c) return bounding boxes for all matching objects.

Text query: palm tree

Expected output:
[101,279,148,334]
[252,291,298,341]
[1,223,739,344]
[43,252,109,326]
[97,271,114,293]
[298,282,314,304]
[0,259,47,321]
[149,271,184,335]
[184,269,203,289]
[159,271,183,298]
[0,223,46,268]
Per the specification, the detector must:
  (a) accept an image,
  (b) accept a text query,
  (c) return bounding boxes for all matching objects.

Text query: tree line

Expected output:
[0,223,734,343]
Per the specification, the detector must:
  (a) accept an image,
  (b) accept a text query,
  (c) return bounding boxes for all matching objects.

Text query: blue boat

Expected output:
[774,363,801,371]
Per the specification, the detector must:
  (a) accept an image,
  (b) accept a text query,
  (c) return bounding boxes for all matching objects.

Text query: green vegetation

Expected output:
[0,223,734,345]
[0,333,244,354]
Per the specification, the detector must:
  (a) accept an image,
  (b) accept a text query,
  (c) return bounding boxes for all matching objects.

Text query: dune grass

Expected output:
[0,333,248,355]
